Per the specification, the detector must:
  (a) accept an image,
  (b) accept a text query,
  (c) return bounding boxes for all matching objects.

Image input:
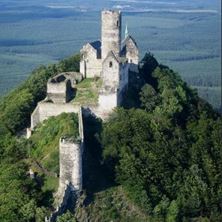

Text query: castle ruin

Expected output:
[80,10,139,111]
[28,10,139,221]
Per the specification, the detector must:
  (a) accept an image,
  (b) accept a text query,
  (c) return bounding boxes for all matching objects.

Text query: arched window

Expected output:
[109,61,113,68]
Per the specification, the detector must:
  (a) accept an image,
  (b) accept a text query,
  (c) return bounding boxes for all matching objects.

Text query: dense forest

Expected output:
[0,53,221,221]
[101,54,222,221]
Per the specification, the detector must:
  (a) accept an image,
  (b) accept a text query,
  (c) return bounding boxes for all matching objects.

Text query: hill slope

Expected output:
[0,53,221,222]
[0,55,80,222]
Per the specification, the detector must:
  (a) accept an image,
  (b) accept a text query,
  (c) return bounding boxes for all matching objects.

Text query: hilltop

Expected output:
[0,52,221,221]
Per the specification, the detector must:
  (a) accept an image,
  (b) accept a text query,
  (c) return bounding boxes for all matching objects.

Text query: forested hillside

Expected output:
[0,55,80,221]
[0,53,221,221]
[100,54,222,221]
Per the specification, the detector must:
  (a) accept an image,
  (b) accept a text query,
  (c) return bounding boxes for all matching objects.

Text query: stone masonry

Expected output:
[80,10,139,115]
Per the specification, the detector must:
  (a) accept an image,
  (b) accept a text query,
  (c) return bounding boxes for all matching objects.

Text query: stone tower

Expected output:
[101,10,122,60]
[58,137,82,195]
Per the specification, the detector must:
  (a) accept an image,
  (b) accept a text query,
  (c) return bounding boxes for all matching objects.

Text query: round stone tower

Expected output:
[101,10,122,60]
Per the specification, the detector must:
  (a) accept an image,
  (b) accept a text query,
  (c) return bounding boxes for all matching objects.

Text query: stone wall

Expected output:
[57,107,84,197]
[80,44,102,78]
[101,10,121,59]
[78,107,84,143]
[101,53,120,90]
[98,91,118,112]
[58,137,82,195]
[46,185,75,222]
[47,80,72,103]
[31,101,79,129]
[119,63,129,92]
[51,107,84,222]
[47,81,67,94]
[125,37,139,65]
[81,92,118,120]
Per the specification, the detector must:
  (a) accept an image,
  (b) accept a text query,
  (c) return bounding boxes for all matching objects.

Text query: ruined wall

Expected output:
[48,185,73,222]
[78,107,84,143]
[31,101,79,129]
[98,91,118,112]
[58,138,82,194]
[101,10,121,59]
[30,8,141,220]
[80,44,102,78]
[47,80,72,103]
[47,81,66,95]
[81,92,118,120]
[56,107,84,213]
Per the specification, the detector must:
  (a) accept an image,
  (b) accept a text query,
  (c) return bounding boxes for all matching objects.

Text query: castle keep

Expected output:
[80,10,139,110]
[80,10,139,78]
[28,10,139,221]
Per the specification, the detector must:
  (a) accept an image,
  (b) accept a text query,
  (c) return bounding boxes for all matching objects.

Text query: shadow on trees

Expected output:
[122,52,159,110]
[82,113,115,206]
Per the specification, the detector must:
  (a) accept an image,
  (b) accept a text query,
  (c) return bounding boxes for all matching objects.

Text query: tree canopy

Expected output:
[101,53,222,221]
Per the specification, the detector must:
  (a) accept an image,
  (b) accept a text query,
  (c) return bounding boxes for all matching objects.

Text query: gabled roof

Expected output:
[121,35,138,57]
[103,50,128,65]
[89,40,101,51]
[85,40,101,59]
[122,35,138,49]
[103,51,120,64]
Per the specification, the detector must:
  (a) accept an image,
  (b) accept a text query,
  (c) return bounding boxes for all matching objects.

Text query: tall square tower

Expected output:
[101,10,122,60]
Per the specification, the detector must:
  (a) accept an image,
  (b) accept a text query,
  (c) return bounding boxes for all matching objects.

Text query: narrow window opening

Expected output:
[109,61,113,68]
[117,21,119,27]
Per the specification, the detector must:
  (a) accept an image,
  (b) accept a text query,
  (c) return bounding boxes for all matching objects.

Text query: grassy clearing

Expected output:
[72,78,102,105]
